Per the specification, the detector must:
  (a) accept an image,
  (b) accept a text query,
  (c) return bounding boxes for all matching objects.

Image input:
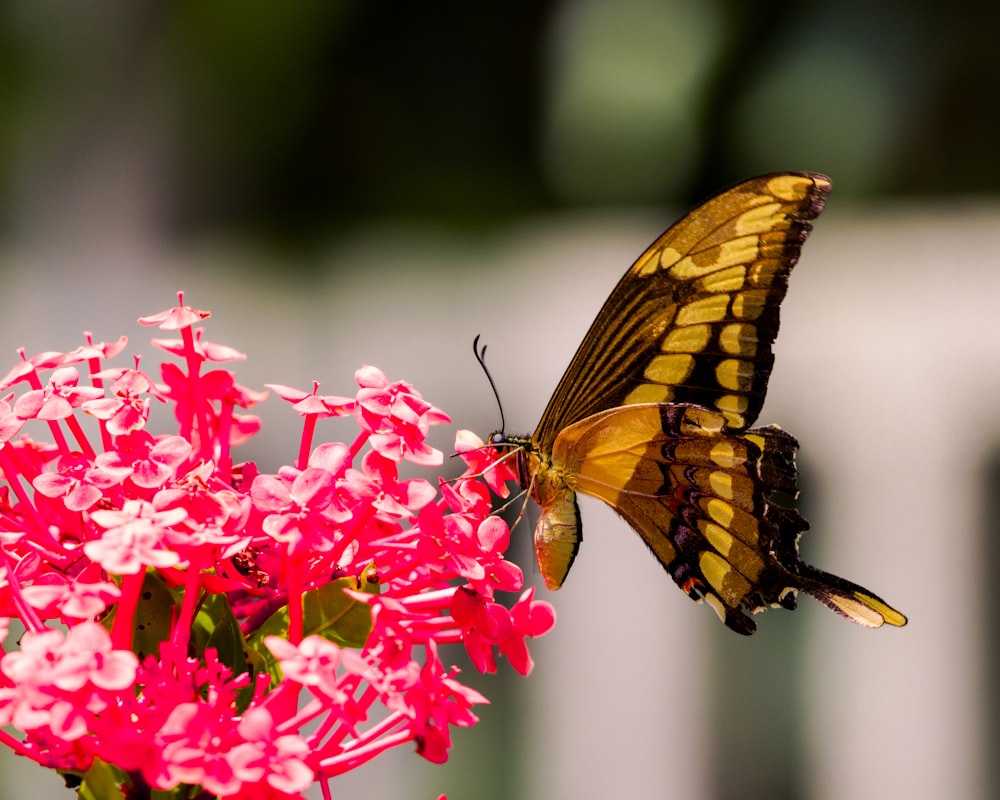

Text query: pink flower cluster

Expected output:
[0,294,554,800]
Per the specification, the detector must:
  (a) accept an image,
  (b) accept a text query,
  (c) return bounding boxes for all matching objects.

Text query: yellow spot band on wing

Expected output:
[700,551,751,606]
[732,290,767,320]
[705,497,735,528]
[624,384,673,404]
[768,173,827,200]
[719,323,757,356]
[645,353,695,383]
[662,324,711,353]
[704,523,734,556]
[709,470,734,499]
[716,359,753,392]
[735,202,783,235]
[709,441,738,466]
[676,295,730,325]
[699,265,747,292]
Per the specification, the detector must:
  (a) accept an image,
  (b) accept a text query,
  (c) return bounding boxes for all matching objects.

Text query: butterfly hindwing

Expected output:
[542,403,903,634]
[545,404,795,633]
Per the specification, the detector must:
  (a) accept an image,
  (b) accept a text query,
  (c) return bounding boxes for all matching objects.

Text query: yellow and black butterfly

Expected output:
[490,172,906,635]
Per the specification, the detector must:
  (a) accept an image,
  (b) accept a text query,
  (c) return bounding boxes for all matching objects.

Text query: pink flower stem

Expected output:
[317,684,378,749]
[398,587,456,610]
[83,353,113,451]
[0,548,45,634]
[172,562,206,656]
[63,414,96,458]
[215,399,234,484]
[320,717,412,776]
[179,326,212,461]
[0,445,45,529]
[42,419,71,457]
[0,727,33,757]
[402,618,461,637]
[111,570,145,649]
[278,697,325,734]
[383,572,451,595]
[297,414,318,471]
[343,431,369,472]
[285,549,305,644]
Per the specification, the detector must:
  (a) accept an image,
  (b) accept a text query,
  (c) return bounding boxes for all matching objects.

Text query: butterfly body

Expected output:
[493,173,906,635]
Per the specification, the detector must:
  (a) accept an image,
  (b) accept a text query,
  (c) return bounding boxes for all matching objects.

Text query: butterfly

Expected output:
[489,172,906,635]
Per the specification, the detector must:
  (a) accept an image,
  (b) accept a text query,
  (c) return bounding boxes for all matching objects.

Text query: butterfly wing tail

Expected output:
[752,427,907,629]
[797,568,908,628]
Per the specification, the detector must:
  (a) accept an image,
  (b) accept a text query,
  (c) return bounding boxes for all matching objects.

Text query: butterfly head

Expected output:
[486,430,535,491]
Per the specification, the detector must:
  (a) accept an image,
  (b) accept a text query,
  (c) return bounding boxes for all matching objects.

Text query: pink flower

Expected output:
[60,333,129,365]
[499,588,557,676]
[267,382,355,418]
[392,642,487,764]
[32,453,132,512]
[0,396,25,442]
[251,466,348,551]
[137,292,211,330]
[0,299,554,799]
[21,573,121,621]
[82,368,162,435]
[451,587,507,674]
[98,431,193,489]
[0,623,137,741]
[14,367,104,421]
[86,500,187,573]
[156,701,243,795]
[231,707,314,794]
[265,635,347,700]
[354,366,450,465]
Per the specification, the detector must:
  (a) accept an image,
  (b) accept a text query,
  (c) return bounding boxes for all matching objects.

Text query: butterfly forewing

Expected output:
[534,173,831,445]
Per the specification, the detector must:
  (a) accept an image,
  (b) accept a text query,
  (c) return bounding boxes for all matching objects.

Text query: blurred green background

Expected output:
[0,2,998,799]
[2,0,998,245]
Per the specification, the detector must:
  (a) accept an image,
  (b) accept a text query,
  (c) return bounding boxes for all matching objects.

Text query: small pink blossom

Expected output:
[0,622,138,741]
[231,707,314,793]
[14,367,104,421]
[82,368,161,435]
[98,431,193,489]
[86,500,187,573]
[137,292,212,330]
[355,366,450,465]
[21,573,121,621]
[60,333,129,365]
[500,588,557,676]
[0,396,25,442]
[455,429,517,497]
[33,453,132,511]
[267,382,355,418]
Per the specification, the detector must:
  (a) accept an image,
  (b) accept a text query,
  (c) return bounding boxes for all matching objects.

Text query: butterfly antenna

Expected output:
[473,334,506,434]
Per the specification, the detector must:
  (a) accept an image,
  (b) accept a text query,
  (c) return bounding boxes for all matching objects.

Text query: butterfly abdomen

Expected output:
[523,445,583,590]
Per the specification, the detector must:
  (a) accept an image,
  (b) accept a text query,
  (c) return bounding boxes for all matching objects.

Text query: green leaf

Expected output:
[77,759,126,800]
[131,571,179,662]
[192,591,251,675]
